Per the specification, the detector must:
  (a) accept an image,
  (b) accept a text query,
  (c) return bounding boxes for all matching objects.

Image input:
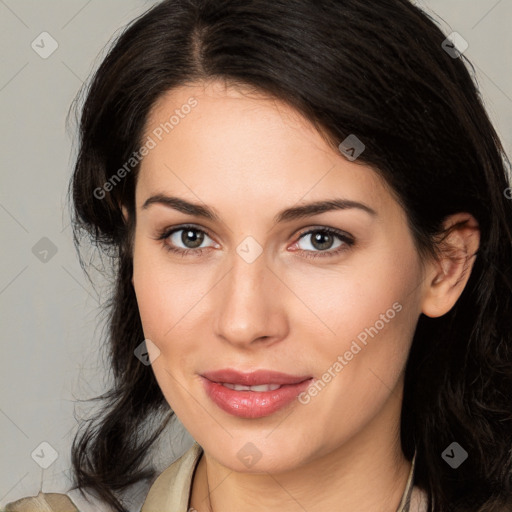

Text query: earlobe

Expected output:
[119,203,135,287]
[421,213,480,318]
[121,204,129,223]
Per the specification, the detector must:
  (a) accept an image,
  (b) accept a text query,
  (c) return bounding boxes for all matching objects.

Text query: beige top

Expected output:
[3,493,79,512]
[141,441,428,512]
[3,443,427,511]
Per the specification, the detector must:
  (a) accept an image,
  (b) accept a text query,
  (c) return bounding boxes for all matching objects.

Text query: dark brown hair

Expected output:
[68,1,512,510]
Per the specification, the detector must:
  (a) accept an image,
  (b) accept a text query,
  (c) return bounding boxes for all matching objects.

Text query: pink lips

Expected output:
[201,369,313,419]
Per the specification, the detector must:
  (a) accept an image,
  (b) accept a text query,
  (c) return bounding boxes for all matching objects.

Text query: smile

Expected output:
[200,369,313,418]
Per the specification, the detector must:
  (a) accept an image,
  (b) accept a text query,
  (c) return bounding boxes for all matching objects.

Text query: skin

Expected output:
[126,80,480,512]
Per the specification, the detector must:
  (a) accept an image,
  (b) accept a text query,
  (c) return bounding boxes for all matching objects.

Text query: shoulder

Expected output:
[3,480,155,512]
[141,441,204,512]
[2,443,203,512]
[66,477,154,512]
[2,492,80,511]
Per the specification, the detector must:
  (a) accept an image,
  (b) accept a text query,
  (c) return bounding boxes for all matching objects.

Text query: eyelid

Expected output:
[156,223,218,246]
[295,225,354,242]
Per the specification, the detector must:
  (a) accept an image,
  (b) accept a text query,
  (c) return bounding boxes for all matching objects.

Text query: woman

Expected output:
[9,0,511,511]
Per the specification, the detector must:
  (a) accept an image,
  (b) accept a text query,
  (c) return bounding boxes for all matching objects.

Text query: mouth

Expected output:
[200,369,314,418]
[201,368,312,386]
[219,382,283,391]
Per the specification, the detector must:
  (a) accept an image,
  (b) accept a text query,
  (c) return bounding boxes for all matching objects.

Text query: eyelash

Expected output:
[154,224,355,259]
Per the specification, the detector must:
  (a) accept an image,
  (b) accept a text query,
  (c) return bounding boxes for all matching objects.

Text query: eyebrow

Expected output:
[141,194,377,223]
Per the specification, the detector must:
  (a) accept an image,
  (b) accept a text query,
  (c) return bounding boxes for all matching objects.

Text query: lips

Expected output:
[200,369,313,418]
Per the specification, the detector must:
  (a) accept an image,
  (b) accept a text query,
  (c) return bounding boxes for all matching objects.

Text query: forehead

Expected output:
[137,80,394,219]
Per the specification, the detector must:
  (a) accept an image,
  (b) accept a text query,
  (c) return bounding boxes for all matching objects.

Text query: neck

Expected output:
[190,383,412,512]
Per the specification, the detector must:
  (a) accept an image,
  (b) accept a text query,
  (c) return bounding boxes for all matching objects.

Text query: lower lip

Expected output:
[201,377,313,419]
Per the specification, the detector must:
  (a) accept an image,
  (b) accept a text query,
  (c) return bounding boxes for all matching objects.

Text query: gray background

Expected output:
[1,0,511,508]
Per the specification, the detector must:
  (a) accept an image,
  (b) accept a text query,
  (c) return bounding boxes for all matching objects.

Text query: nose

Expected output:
[213,247,289,349]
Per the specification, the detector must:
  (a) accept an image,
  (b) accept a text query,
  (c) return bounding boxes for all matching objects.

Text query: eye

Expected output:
[155,225,218,256]
[155,225,354,259]
[292,227,355,259]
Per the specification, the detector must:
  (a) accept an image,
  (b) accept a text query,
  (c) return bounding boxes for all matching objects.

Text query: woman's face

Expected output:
[130,80,430,473]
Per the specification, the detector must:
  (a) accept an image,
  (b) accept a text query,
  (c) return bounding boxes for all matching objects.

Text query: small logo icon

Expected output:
[134,339,161,365]
[441,441,468,468]
[236,236,263,264]
[237,442,262,468]
[338,134,365,161]
[442,32,468,59]
[31,32,59,59]
[31,441,59,469]
[32,237,58,263]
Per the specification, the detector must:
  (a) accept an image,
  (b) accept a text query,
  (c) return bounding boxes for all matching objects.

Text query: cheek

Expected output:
[285,247,419,350]
[288,257,420,441]
[132,235,176,341]
[287,245,421,412]
[131,237,213,365]
[131,240,203,412]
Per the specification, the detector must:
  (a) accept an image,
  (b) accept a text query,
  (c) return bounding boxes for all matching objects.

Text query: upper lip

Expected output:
[201,369,312,386]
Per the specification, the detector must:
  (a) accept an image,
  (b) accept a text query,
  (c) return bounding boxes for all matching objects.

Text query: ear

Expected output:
[120,204,135,287]
[421,213,480,318]
[121,203,129,223]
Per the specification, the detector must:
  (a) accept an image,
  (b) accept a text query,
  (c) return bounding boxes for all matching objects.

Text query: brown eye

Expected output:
[177,228,205,249]
[295,227,354,258]
[156,225,219,257]
[307,230,338,251]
